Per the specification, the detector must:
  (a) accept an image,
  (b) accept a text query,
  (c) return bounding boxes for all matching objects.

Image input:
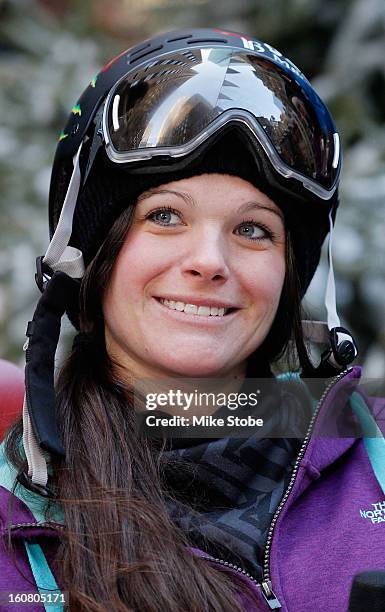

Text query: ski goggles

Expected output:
[101,46,341,201]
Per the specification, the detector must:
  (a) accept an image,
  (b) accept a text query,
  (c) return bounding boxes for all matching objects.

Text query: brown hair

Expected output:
[5,201,315,611]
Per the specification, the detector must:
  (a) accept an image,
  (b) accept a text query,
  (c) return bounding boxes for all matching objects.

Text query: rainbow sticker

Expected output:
[58,131,68,141]
[90,75,98,88]
[71,104,81,116]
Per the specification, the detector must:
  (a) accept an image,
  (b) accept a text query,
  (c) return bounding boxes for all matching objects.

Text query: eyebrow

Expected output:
[137,188,195,207]
[237,201,284,220]
[137,187,283,220]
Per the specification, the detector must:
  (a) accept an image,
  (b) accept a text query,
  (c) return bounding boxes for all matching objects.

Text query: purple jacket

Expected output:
[1,365,385,611]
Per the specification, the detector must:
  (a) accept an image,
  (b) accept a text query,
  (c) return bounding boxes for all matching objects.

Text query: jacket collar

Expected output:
[304,365,363,473]
[0,440,64,535]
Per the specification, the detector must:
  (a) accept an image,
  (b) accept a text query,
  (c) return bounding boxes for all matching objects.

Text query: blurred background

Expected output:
[0,0,384,375]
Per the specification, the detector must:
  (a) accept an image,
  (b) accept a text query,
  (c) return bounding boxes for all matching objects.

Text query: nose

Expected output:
[181,228,230,283]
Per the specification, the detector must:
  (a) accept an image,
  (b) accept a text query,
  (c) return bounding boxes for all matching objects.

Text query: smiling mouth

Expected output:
[157,298,238,317]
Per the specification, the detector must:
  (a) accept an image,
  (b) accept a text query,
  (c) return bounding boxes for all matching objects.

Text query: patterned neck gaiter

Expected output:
[162,435,302,580]
[158,375,315,580]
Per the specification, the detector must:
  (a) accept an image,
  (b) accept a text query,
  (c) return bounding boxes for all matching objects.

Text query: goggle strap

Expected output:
[325,210,340,330]
[22,394,48,487]
[44,142,84,273]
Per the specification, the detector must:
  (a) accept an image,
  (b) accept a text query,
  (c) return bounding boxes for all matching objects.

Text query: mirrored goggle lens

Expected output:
[105,47,339,191]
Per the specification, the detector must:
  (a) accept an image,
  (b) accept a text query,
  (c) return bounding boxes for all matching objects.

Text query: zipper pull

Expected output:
[261,580,281,609]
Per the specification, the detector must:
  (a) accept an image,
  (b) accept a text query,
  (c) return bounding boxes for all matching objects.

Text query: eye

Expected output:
[146,206,182,226]
[235,220,274,241]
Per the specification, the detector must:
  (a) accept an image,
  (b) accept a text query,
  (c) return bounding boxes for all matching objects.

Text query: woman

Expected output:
[1,28,384,612]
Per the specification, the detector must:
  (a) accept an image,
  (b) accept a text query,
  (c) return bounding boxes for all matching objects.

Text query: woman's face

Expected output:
[103,173,286,379]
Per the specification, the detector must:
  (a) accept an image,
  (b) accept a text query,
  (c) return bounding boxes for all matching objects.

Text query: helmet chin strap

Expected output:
[22,143,86,490]
[44,141,85,277]
[301,211,358,374]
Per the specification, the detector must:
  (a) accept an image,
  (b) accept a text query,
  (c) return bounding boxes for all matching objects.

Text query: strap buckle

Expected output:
[321,326,358,369]
[16,471,56,498]
[35,256,53,292]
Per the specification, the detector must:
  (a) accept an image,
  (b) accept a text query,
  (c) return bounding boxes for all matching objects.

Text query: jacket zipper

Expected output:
[203,368,351,610]
[7,521,64,531]
[201,555,282,610]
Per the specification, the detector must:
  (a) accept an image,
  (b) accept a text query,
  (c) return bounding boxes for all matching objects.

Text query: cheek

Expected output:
[105,232,176,304]
[244,252,286,307]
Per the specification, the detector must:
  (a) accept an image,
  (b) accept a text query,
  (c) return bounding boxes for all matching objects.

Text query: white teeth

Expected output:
[184,304,198,315]
[160,299,228,316]
[198,306,211,316]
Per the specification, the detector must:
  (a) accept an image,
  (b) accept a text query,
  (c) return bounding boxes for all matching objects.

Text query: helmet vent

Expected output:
[129,44,163,64]
[187,38,227,44]
[166,34,193,43]
[130,42,151,57]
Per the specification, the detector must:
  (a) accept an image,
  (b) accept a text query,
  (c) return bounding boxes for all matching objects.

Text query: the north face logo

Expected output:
[359,500,385,524]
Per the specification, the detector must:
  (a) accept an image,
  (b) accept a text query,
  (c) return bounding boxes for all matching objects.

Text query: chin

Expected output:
[156,355,229,378]
[176,366,225,378]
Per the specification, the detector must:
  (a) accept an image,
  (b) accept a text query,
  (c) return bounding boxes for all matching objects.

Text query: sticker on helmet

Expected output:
[241,37,307,80]
[58,131,68,141]
[71,105,82,116]
[212,28,307,82]
[90,76,98,88]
